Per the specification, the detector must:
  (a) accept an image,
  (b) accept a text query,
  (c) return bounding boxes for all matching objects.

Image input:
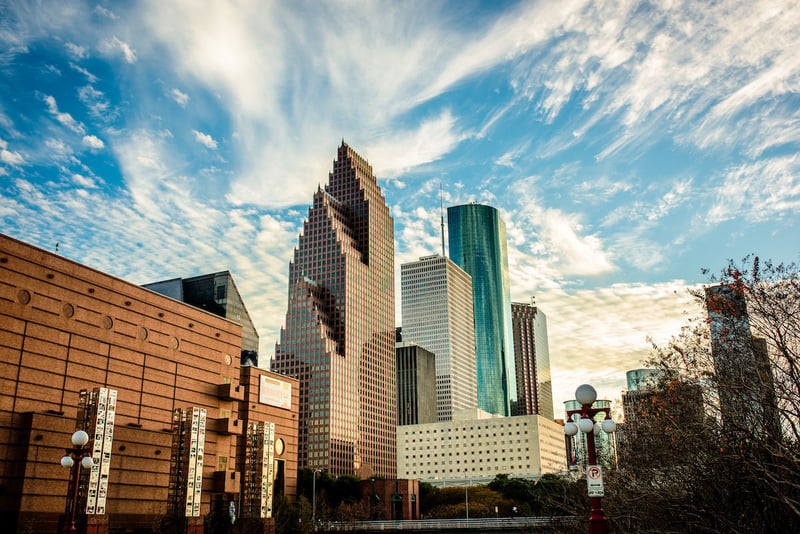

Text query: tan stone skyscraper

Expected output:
[272,142,396,477]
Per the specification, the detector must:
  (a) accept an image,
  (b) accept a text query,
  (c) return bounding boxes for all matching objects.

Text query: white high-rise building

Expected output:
[401,255,477,421]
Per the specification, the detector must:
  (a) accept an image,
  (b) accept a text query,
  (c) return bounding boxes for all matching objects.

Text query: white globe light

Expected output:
[71,430,90,447]
[81,456,95,469]
[575,384,597,406]
[602,418,617,433]
[578,417,594,433]
[61,456,74,468]
[564,421,579,436]
[593,423,601,436]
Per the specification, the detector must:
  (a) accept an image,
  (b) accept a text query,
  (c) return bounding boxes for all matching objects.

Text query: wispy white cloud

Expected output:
[538,208,614,276]
[78,85,114,121]
[45,137,72,159]
[43,94,86,135]
[100,36,137,63]
[94,5,118,20]
[111,129,177,220]
[0,149,25,165]
[64,42,87,60]
[71,173,97,188]
[494,142,528,168]
[1,139,25,166]
[192,130,218,150]
[505,180,615,277]
[135,0,598,207]
[366,111,463,178]
[82,134,104,150]
[170,88,189,107]
[506,0,800,167]
[70,62,98,83]
[707,155,800,224]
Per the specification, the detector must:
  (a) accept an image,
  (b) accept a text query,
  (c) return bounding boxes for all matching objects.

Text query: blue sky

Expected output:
[1,0,798,414]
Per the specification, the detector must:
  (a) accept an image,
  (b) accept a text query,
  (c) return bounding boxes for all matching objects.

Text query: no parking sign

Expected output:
[587,465,604,497]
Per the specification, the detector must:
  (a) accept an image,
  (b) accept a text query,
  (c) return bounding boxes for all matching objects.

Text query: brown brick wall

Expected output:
[0,233,298,532]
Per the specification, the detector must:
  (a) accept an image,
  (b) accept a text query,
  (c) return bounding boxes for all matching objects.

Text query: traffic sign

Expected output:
[587,465,604,497]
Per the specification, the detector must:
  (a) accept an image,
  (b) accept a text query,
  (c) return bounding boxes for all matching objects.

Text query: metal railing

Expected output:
[320,516,579,531]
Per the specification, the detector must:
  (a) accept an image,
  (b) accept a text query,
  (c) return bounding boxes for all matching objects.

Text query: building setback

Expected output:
[511,301,554,420]
[272,142,396,478]
[400,255,477,421]
[396,341,437,426]
[447,204,516,416]
[0,233,298,533]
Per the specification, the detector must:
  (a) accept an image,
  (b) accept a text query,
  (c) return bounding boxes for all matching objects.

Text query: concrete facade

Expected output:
[0,233,298,533]
[400,255,477,422]
[396,408,566,487]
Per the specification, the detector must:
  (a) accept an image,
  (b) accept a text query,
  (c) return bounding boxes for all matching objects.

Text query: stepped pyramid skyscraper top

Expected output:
[272,142,396,478]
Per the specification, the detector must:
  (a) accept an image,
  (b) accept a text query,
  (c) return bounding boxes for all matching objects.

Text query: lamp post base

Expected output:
[589,506,607,534]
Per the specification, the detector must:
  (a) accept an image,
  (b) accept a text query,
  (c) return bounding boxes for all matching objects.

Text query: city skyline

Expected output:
[1,1,798,412]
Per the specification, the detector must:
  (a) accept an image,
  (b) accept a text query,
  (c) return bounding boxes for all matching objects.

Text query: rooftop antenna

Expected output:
[440,182,446,257]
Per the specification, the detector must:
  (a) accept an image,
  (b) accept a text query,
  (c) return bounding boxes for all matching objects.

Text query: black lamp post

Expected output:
[312,468,321,529]
[564,384,617,534]
[59,430,94,534]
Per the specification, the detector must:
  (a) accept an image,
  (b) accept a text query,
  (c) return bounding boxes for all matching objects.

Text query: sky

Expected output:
[1,0,798,417]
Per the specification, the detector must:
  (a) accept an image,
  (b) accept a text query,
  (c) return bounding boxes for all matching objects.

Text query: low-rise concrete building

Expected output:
[396,408,566,487]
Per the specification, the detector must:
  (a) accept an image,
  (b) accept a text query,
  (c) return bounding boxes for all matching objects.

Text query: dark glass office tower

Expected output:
[272,142,396,477]
[396,341,437,426]
[447,203,516,416]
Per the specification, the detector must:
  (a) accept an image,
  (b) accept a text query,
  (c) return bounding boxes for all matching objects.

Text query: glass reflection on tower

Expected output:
[447,203,516,416]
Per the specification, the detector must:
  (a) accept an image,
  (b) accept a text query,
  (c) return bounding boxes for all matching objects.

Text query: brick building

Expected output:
[0,233,298,533]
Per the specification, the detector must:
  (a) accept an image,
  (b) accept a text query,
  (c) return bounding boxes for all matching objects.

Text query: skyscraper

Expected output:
[706,284,779,438]
[511,300,553,419]
[272,142,396,477]
[401,255,477,421]
[447,203,516,416]
[395,340,437,426]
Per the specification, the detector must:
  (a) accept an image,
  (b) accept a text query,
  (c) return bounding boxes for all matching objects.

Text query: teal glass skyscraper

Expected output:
[447,203,517,416]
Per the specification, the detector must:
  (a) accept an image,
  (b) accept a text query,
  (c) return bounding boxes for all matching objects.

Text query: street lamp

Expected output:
[59,430,95,534]
[312,469,321,528]
[564,384,616,534]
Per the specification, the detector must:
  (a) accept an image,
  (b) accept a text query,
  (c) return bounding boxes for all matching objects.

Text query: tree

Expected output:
[608,256,800,533]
